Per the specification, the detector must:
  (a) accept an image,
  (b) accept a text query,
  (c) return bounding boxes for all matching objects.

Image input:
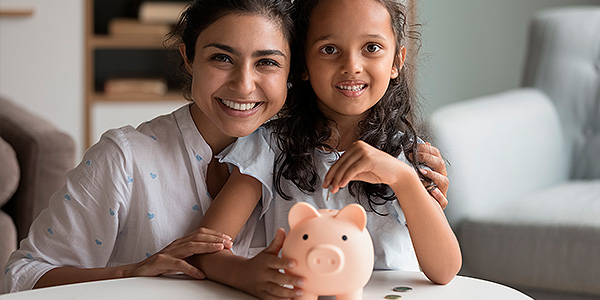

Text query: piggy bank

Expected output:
[281,202,374,300]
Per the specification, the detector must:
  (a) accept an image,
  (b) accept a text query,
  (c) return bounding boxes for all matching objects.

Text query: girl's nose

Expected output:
[340,52,363,75]
[229,64,256,95]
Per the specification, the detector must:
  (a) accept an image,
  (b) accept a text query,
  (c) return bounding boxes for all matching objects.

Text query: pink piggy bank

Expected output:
[281,202,374,300]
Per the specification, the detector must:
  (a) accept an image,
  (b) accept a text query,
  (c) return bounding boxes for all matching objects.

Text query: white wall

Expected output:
[0,1,186,158]
[90,101,187,146]
[417,0,600,117]
[0,0,84,158]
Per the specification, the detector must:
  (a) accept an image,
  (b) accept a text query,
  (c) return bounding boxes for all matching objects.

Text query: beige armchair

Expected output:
[0,96,75,269]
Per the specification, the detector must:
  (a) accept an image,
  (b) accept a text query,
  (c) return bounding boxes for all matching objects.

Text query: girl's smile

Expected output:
[335,80,368,98]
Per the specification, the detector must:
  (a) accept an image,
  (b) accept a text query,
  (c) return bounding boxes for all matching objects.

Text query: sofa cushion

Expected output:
[0,97,75,241]
[459,180,600,296]
[0,210,17,270]
[0,137,19,207]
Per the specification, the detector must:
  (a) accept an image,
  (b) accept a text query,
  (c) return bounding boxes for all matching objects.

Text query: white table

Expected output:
[1,271,533,299]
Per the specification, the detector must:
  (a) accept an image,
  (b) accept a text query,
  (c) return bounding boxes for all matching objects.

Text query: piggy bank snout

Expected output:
[306,245,344,274]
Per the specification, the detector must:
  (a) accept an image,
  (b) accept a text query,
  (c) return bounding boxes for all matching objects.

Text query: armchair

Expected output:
[429,7,600,300]
[0,96,75,269]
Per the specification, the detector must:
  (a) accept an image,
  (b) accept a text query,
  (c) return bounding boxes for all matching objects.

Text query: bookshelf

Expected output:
[84,0,187,147]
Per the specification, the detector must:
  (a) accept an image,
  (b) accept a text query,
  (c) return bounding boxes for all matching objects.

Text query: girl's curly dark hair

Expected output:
[268,0,428,215]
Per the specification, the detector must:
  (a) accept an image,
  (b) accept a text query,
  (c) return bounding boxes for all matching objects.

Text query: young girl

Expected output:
[195,0,461,298]
[0,0,296,293]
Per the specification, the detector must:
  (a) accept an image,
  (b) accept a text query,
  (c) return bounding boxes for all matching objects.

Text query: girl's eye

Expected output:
[211,54,232,63]
[319,45,338,55]
[257,59,281,68]
[365,44,382,53]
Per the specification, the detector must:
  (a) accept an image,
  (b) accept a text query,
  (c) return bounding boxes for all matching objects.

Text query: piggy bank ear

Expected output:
[289,202,320,229]
[335,204,367,231]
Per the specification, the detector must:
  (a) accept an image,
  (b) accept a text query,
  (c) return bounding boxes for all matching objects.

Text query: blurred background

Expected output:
[0,0,597,158]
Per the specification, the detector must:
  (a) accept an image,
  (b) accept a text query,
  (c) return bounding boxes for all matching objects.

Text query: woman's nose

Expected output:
[229,64,256,95]
[340,52,363,75]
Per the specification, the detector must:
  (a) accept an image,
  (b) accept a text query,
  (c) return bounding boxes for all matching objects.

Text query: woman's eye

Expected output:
[319,45,338,55]
[257,59,280,67]
[365,44,382,53]
[211,54,232,63]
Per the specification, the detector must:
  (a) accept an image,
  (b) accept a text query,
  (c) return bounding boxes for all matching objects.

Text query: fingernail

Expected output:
[296,289,304,296]
[296,278,305,287]
[419,168,427,175]
[288,261,296,268]
[224,240,233,247]
[223,234,232,240]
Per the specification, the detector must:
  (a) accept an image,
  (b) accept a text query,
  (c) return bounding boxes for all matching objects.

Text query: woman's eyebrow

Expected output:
[253,49,287,59]
[203,43,286,58]
[203,43,239,55]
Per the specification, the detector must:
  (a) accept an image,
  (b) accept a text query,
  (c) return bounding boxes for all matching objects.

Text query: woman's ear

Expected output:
[391,45,407,80]
[179,43,193,75]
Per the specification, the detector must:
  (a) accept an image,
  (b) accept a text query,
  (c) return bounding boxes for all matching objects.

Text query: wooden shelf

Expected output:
[0,8,35,17]
[90,92,185,103]
[85,0,185,147]
[89,36,170,49]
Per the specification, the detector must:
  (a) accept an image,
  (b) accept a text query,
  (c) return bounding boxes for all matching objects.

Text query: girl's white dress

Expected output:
[218,126,420,271]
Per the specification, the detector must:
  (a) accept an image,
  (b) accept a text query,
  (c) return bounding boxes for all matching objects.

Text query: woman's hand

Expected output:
[414,142,449,209]
[239,228,305,300]
[128,227,232,279]
[322,140,415,193]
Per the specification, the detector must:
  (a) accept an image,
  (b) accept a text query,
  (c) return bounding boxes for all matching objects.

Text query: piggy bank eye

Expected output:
[303,234,309,240]
[342,235,348,241]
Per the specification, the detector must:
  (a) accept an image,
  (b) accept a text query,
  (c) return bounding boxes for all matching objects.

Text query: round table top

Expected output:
[2,270,532,300]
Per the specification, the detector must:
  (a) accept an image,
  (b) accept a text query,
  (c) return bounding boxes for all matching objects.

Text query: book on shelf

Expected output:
[138,2,188,24]
[108,18,171,38]
[104,78,168,98]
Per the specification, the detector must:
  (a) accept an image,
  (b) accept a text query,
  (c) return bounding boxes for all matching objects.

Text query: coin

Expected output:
[393,286,413,292]
[384,295,402,299]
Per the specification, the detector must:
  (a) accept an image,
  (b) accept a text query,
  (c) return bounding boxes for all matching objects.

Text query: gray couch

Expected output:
[429,7,600,300]
[0,96,75,269]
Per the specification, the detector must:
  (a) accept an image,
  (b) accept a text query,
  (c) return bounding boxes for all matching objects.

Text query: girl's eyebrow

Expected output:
[203,43,287,58]
[313,33,387,43]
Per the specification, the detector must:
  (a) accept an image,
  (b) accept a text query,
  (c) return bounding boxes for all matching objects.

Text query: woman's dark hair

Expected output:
[166,0,295,100]
[270,0,427,215]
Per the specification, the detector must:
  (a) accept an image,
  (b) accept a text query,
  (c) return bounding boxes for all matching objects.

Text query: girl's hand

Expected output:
[239,228,305,300]
[128,227,233,279]
[322,140,414,193]
[414,142,449,209]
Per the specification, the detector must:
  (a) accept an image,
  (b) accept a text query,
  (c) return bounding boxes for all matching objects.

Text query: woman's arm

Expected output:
[35,227,232,289]
[323,141,462,285]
